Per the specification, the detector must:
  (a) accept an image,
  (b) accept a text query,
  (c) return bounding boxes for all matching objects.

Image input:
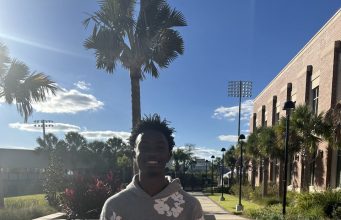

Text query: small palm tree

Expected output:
[0,42,57,122]
[83,0,186,128]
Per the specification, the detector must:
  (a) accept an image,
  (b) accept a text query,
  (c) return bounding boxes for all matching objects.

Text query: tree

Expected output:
[35,133,66,206]
[290,104,326,191]
[246,130,262,189]
[0,42,57,122]
[257,126,277,197]
[64,132,88,171]
[83,0,186,128]
[324,102,341,149]
[224,145,237,184]
[172,148,193,177]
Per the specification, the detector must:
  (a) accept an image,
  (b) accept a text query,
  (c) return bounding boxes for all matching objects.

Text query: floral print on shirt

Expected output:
[153,192,185,217]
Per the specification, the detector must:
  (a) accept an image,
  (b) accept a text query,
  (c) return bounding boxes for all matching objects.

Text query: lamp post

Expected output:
[220,148,226,201]
[211,155,215,195]
[282,100,295,216]
[236,134,246,212]
[205,160,209,188]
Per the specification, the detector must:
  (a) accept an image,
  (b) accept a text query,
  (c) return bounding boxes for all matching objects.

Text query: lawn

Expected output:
[1,194,57,220]
[209,193,262,214]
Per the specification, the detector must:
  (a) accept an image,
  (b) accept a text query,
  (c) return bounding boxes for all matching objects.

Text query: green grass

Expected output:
[209,193,262,214]
[0,194,57,220]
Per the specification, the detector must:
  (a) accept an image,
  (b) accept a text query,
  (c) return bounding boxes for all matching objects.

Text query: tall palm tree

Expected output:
[83,0,186,128]
[246,129,262,190]
[291,104,326,191]
[324,102,341,187]
[0,42,57,122]
[257,126,277,197]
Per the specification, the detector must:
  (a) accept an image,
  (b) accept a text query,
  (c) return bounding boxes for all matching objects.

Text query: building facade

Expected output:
[250,8,341,192]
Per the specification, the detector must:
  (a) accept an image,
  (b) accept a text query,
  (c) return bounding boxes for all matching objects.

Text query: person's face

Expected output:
[135,130,171,177]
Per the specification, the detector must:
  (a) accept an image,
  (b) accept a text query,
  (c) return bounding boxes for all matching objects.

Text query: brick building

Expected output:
[250,8,341,192]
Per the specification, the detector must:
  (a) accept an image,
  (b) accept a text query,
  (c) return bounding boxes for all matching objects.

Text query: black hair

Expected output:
[129,114,175,152]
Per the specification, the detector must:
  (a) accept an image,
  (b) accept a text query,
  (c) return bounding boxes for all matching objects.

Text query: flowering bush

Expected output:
[60,172,120,219]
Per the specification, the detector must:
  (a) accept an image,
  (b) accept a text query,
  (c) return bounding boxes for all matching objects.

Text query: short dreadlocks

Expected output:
[129,114,175,152]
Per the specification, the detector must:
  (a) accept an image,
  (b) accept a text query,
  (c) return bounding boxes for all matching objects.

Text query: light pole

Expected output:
[211,155,215,195]
[220,147,226,201]
[34,120,54,145]
[282,100,295,216]
[236,134,245,212]
[205,160,209,188]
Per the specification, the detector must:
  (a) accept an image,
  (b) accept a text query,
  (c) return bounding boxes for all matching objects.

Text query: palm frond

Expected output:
[151,29,184,68]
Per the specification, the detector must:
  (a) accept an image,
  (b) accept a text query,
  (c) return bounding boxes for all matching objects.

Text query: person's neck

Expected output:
[138,172,169,197]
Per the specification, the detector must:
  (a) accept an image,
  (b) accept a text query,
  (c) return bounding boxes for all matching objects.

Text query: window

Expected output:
[312,86,319,114]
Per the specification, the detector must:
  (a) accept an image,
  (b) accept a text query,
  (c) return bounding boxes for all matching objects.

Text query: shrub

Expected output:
[60,171,120,219]
[295,190,341,218]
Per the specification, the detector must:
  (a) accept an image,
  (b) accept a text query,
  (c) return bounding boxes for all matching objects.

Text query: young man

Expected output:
[100,114,204,220]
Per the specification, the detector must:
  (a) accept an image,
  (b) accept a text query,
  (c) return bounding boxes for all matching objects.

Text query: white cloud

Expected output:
[9,122,80,133]
[241,129,250,133]
[80,131,131,142]
[175,146,222,159]
[32,88,104,114]
[218,135,238,142]
[213,99,253,121]
[74,81,91,91]
[9,122,130,142]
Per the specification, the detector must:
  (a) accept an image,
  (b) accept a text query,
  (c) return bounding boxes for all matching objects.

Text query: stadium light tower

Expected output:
[228,81,252,212]
[34,120,54,145]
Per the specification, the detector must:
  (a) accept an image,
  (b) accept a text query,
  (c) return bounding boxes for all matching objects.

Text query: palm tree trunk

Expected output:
[130,70,141,175]
[262,158,269,197]
[130,69,141,129]
[251,159,256,190]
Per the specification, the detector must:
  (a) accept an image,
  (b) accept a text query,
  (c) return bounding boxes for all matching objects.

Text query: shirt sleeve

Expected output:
[193,198,204,220]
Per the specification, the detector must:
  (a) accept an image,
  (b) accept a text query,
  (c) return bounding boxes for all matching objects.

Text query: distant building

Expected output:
[250,8,341,192]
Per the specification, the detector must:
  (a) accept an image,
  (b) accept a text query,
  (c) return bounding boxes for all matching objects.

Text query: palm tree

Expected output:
[83,0,186,128]
[224,145,237,184]
[0,42,57,122]
[64,132,88,172]
[246,129,262,190]
[257,126,277,197]
[172,148,193,177]
[290,104,326,191]
[324,102,341,149]
[324,102,341,187]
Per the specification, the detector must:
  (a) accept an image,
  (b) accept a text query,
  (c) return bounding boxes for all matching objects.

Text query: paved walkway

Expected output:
[190,192,251,220]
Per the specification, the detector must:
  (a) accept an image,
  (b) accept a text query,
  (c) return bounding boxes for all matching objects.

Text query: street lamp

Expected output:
[282,100,295,216]
[211,155,215,195]
[236,134,246,212]
[220,147,226,201]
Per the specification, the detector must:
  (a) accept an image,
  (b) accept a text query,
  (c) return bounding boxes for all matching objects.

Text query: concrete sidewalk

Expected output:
[190,192,250,220]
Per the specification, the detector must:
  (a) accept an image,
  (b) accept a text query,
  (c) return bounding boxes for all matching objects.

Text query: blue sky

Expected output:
[0,0,340,159]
